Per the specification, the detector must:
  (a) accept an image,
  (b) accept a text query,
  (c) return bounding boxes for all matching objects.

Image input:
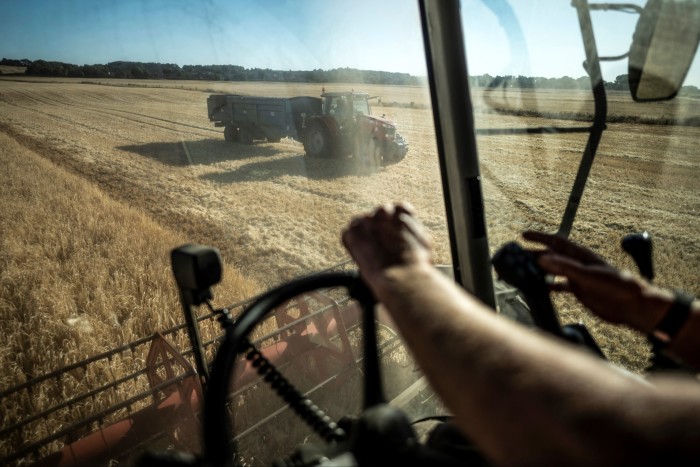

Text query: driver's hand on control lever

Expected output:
[524,231,700,370]
[522,231,672,334]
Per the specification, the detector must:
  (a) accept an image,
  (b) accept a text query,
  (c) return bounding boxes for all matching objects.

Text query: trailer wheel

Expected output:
[304,123,332,158]
[224,126,239,142]
[238,127,254,145]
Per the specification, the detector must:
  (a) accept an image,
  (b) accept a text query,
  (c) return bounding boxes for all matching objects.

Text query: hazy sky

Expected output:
[1,0,699,85]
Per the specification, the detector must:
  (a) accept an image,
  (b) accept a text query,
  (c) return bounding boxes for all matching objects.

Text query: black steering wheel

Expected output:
[204,272,387,466]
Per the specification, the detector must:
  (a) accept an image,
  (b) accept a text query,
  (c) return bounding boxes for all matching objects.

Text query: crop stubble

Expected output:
[0,78,698,371]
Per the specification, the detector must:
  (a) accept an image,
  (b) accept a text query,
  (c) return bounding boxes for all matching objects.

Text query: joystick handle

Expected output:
[621,232,654,281]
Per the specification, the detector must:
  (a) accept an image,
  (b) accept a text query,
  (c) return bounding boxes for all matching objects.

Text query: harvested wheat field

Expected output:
[1,76,699,380]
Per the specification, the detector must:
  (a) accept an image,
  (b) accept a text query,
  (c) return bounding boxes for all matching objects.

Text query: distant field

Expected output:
[0,77,698,377]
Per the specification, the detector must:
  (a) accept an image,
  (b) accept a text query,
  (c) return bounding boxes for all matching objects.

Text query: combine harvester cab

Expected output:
[3,0,699,466]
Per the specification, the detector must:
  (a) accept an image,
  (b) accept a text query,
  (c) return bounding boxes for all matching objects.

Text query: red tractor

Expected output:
[303,91,408,166]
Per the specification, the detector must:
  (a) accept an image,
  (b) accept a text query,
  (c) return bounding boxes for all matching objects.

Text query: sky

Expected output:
[1,0,699,86]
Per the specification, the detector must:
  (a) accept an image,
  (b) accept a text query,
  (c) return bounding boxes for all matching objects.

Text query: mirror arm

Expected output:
[588,3,640,64]
[557,0,609,237]
[588,3,643,14]
[587,3,639,62]
[600,52,630,61]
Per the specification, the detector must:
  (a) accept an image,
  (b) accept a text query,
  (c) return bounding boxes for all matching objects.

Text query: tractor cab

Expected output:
[1,1,699,466]
[322,92,371,118]
[305,90,407,164]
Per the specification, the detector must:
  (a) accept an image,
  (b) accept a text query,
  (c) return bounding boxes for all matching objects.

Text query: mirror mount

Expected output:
[628,0,700,101]
[589,3,642,62]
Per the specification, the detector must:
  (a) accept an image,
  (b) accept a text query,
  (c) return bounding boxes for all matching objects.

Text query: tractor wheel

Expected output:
[304,123,332,158]
[224,126,239,142]
[238,127,254,145]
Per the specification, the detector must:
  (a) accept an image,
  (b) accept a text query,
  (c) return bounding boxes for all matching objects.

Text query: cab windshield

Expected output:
[0,0,697,465]
[352,97,370,115]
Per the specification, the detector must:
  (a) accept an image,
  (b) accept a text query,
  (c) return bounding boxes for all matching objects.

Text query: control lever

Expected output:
[492,242,564,338]
[621,231,654,280]
[493,242,605,358]
[620,232,685,371]
[171,244,223,382]
[172,244,223,304]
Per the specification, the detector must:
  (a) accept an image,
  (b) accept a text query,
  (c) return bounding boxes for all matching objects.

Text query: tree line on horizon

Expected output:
[2,58,421,86]
[3,58,699,95]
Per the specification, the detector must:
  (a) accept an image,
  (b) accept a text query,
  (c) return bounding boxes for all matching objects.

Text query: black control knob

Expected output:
[621,231,654,280]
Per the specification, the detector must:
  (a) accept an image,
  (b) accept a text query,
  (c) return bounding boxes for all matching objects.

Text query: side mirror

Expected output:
[628,0,700,101]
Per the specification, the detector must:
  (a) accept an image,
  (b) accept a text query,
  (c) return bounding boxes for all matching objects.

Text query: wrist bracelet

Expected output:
[648,291,695,348]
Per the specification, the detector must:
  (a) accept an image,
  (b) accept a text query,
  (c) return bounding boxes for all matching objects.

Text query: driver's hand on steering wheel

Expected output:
[342,203,433,291]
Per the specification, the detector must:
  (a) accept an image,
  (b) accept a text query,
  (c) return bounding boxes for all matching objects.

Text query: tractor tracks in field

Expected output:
[479,162,554,229]
[0,117,340,287]
[1,83,361,283]
[202,146,385,210]
[4,89,144,144]
[0,121,248,279]
[4,86,219,140]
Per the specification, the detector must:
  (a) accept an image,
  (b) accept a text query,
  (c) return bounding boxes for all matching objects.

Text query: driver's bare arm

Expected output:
[342,205,700,466]
[523,230,700,370]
